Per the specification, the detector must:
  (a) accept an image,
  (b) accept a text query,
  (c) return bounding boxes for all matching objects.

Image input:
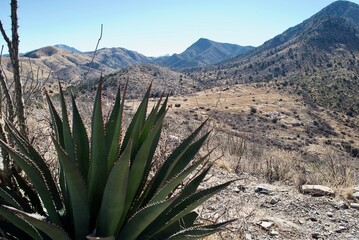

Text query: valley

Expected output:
[1,0,359,239]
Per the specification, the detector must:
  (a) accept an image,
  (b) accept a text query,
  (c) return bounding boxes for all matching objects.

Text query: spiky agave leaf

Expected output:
[52,137,90,239]
[0,80,234,240]
[0,140,61,225]
[0,205,71,240]
[88,79,107,226]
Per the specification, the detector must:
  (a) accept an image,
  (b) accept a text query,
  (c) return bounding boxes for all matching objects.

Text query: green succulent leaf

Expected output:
[88,79,107,224]
[118,199,174,240]
[0,187,23,210]
[149,150,211,204]
[71,93,90,180]
[45,91,64,146]
[1,205,71,240]
[148,211,198,240]
[0,206,43,240]
[165,180,234,228]
[143,120,208,204]
[167,219,236,240]
[10,167,43,213]
[0,140,61,225]
[97,140,131,237]
[120,84,151,159]
[122,112,165,218]
[58,83,76,161]
[5,122,62,210]
[52,137,90,240]
[106,81,126,172]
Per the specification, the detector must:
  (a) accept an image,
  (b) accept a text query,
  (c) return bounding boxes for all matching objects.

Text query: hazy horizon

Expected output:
[1,0,359,57]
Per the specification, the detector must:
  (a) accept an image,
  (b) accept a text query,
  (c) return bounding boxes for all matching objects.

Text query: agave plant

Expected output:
[0,80,234,239]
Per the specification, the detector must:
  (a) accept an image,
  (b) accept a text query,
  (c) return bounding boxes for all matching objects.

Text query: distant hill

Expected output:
[84,47,154,69]
[190,1,359,116]
[156,38,254,69]
[54,44,82,53]
[77,64,197,99]
[3,45,155,82]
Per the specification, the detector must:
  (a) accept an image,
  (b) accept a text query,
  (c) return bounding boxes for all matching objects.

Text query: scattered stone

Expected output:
[234,185,246,193]
[301,185,335,197]
[270,198,279,205]
[265,217,301,232]
[335,201,349,210]
[259,221,274,230]
[351,192,359,199]
[244,233,253,240]
[335,226,347,233]
[312,232,321,239]
[255,186,272,195]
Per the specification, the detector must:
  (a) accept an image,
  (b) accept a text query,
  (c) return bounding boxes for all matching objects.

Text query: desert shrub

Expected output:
[0,81,233,239]
[303,147,358,188]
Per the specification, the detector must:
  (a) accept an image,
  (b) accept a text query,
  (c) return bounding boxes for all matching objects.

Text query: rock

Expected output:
[265,217,300,232]
[327,212,333,217]
[336,201,349,210]
[270,230,279,236]
[234,185,246,193]
[259,221,274,230]
[255,186,272,195]
[350,203,359,209]
[312,233,321,239]
[270,198,279,205]
[335,226,347,233]
[244,233,253,240]
[351,192,359,199]
[301,185,335,197]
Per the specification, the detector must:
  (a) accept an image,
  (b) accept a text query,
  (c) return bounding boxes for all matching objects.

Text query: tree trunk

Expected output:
[9,0,27,138]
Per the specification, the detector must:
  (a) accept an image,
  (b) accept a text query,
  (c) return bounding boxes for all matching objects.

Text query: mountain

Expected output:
[190,1,359,116]
[156,38,254,69]
[3,45,155,82]
[84,47,154,69]
[54,44,82,53]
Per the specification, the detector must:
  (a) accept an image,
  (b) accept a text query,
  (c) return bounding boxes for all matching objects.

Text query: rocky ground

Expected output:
[201,168,359,240]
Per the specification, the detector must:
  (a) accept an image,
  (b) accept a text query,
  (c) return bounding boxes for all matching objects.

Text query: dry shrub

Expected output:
[262,149,301,183]
[301,147,358,188]
[231,141,301,183]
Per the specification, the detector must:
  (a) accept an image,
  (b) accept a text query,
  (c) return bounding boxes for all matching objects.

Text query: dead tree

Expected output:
[0,0,27,138]
[0,0,27,184]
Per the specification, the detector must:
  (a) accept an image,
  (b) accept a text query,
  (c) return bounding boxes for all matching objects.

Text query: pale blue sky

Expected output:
[0,0,359,56]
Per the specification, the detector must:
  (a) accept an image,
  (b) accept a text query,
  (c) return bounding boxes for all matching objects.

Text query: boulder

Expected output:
[301,185,335,197]
[350,203,359,209]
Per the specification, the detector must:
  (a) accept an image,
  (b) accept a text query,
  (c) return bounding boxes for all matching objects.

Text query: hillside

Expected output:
[188,1,359,116]
[75,64,197,99]
[85,81,358,240]
[2,45,155,83]
[156,38,254,69]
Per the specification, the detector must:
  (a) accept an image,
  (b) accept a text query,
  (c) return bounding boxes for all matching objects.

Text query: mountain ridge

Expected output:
[188,0,359,115]
[156,38,254,69]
